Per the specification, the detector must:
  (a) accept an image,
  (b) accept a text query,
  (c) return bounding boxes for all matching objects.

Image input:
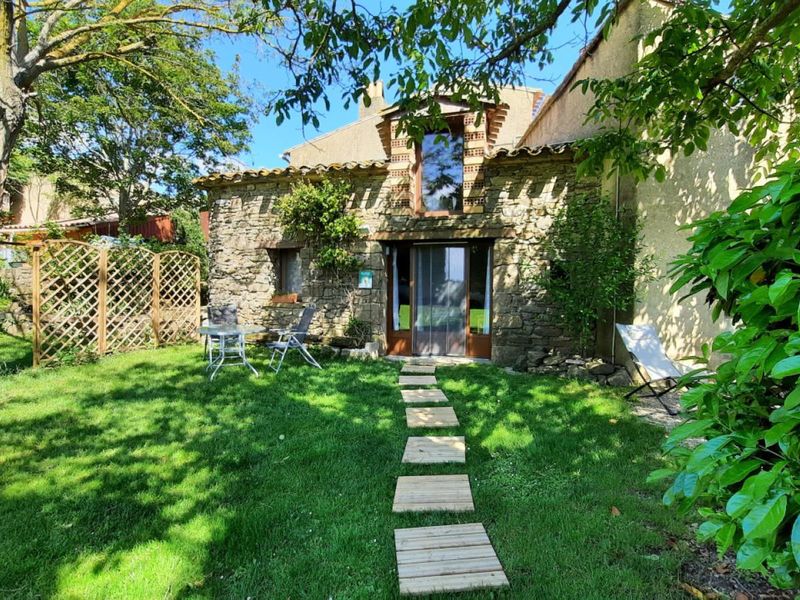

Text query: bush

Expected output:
[536,195,653,354]
[345,317,373,347]
[276,178,362,276]
[656,159,800,588]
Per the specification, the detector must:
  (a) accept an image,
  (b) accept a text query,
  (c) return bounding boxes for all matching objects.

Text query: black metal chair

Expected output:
[205,303,239,366]
[267,305,322,373]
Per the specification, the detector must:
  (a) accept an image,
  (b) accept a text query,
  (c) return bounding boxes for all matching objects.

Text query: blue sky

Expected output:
[208,9,609,170]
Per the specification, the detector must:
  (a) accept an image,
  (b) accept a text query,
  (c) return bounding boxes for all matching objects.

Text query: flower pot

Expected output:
[272,292,299,304]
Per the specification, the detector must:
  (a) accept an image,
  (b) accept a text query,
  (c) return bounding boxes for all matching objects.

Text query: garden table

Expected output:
[199,324,265,381]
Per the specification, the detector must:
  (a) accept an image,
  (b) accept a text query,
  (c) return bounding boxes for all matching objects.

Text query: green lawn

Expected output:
[0,332,32,375]
[0,334,687,599]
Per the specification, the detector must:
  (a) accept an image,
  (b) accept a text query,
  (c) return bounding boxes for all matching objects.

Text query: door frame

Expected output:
[385,241,493,359]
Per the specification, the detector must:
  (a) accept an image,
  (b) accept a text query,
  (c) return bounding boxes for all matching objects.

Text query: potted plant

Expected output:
[271,290,300,303]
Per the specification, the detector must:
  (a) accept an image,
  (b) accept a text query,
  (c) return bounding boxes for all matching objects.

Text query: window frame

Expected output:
[413,116,465,216]
[278,248,303,294]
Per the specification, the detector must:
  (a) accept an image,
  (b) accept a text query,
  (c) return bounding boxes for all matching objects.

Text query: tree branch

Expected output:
[485,0,571,66]
[702,0,800,94]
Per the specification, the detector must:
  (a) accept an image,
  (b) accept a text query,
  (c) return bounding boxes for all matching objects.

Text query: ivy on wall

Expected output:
[535,195,654,355]
[276,178,362,277]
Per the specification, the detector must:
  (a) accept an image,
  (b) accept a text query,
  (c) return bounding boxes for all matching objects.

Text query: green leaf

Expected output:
[686,435,732,472]
[737,540,770,570]
[769,271,798,307]
[790,515,800,568]
[697,520,723,542]
[742,494,787,540]
[726,491,753,518]
[664,419,713,451]
[646,468,675,483]
[719,460,761,487]
[785,387,800,409]
[772,356,800,379]
[764,420,798,446]
[716,522,736,556]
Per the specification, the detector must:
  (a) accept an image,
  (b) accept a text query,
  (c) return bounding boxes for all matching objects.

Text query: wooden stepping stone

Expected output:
[401,364,436,374]
[394,523,509,595]
[405,407,459,428]
[392,475,474,512]
[402,436,465,464]
[399,375,437,386]
[401,389,448,404]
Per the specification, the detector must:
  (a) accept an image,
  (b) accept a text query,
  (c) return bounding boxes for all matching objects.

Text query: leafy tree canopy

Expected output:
[22,35,252,228]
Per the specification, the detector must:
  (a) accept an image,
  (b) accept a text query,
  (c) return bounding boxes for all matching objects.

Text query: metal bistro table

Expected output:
[199,324,265,381]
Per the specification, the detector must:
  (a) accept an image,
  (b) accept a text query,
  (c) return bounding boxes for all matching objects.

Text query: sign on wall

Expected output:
[358,270,373,289]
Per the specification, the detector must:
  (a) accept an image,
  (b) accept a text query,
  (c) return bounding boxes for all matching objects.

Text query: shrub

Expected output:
[656,159,800,588]
[345,317,373,347]
[536,195,653,354]
[276,178,362,277]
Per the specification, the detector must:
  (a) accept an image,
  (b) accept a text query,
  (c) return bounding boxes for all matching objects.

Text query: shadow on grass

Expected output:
[0,332,32,375]
[0,347,685,599]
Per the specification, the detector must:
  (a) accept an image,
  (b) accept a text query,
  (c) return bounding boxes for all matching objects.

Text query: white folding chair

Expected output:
[267,305,322,373]
[615,323,686,415]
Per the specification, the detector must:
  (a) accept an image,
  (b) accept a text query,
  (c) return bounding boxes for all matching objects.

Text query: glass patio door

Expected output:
[413,245,467,356]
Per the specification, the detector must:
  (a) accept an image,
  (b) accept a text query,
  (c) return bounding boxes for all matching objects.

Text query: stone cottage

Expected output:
[197,0,749,369]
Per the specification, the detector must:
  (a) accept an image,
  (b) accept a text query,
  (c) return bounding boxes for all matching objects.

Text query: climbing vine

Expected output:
[276,178,362,276]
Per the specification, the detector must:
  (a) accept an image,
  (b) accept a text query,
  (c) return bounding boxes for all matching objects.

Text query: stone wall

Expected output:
[0,259,33,337]
[206,151,600,369]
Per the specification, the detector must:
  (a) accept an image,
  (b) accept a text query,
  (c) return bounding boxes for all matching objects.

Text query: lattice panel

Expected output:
[158,252,199,344]
[106,247,155,353]
[34,241,200,366]
[38,241,101,365]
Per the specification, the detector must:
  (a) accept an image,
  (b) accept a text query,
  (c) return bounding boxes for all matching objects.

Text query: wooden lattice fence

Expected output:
[31,240,200,366]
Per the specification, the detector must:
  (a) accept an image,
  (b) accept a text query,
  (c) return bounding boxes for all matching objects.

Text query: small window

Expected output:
[279,249,302,293]
[417,125,464,213]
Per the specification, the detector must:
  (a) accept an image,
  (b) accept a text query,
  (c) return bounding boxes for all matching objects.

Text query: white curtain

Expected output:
[483,247,492,334]
[392,247,400,330]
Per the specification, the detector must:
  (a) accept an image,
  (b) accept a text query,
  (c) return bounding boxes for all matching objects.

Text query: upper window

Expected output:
[418,127,464,213]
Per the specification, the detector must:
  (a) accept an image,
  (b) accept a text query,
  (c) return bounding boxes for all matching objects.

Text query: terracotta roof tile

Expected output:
[486,143,572,159]
[194,160,387,188]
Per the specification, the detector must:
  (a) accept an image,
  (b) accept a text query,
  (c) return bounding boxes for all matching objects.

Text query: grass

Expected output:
[0,332,32,375]
[0,336,688,599]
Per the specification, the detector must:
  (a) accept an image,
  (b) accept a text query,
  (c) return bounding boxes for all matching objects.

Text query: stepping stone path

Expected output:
[401,389,448,403]
[401,364,437,374]
[391,362,509,595]
[405,407,459,428]
[399,375,437,386]
[402,436,465,464]
[393,475,474,512]
[395,523,509,595]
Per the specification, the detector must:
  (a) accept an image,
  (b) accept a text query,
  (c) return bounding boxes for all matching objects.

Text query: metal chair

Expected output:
[267,305,322,373]
[206,304,239,367]
[615,323,687,415]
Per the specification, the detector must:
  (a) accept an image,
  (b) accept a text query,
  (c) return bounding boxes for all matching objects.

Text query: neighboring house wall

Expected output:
[205,150,599,369]
[521,0,753,360]
[285,114,388,167]
[9,175,73,226]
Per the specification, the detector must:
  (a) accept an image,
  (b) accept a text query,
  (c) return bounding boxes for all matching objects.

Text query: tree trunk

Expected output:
[117,186,134,234]
[0,0,28,209]
[0,82,26,206]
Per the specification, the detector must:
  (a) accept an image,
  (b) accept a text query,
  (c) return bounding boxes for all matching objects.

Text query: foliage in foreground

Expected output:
[537,196,652,354]
[276,178,362,276]
[654,160,800,587]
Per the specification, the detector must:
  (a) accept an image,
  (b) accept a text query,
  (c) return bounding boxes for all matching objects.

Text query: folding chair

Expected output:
[206,303,239,367]
[267,305,322,373]
[615,323,686,416]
